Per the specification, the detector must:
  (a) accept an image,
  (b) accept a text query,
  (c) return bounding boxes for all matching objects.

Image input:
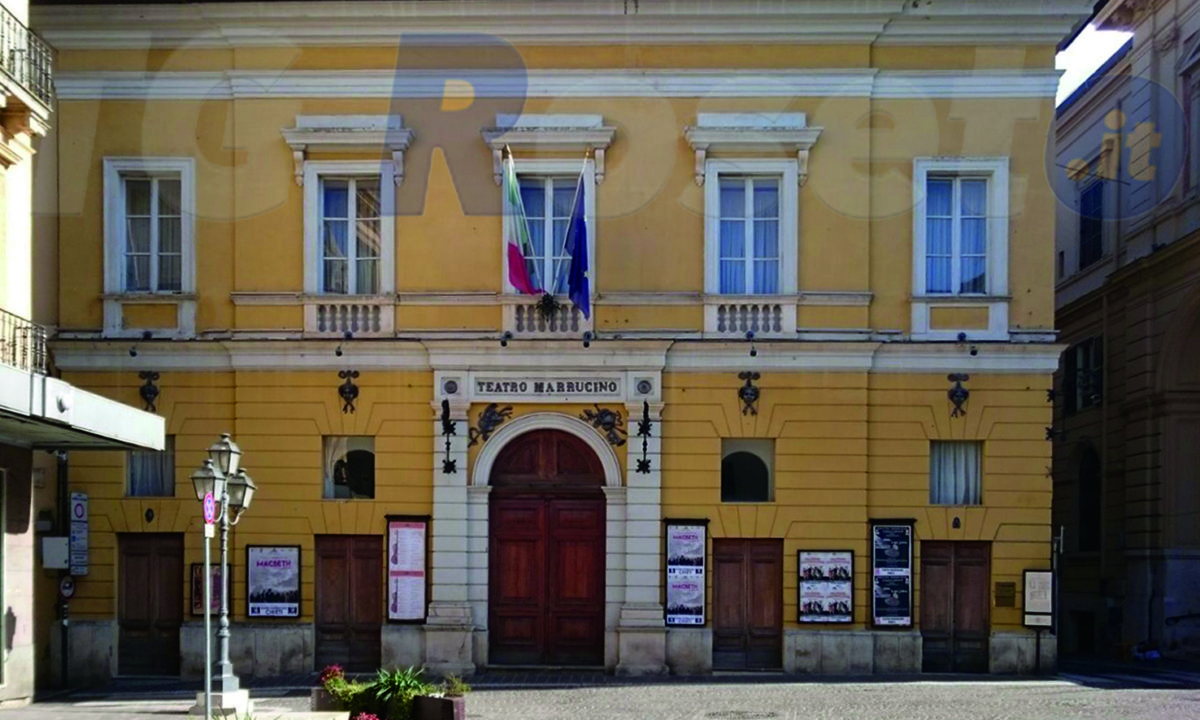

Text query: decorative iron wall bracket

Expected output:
[138,371,160,413]
[440,398,457,474]
[338,370,360,414]
[947,373,970,418]
[635,400,653,474]
[738,371,761,416]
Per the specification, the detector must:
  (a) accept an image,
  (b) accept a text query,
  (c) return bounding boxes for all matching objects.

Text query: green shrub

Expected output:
[442,675,471,697]
[370,666,435,720]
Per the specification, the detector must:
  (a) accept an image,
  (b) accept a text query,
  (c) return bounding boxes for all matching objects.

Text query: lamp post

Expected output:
[190,433,256,717]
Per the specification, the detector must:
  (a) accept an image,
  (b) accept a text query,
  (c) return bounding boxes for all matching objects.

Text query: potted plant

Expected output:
[413,675,469,720]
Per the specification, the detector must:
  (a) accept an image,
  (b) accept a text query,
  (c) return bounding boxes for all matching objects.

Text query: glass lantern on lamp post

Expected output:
[190,433,254,716]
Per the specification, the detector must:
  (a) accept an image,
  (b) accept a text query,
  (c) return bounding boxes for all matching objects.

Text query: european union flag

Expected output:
[563,170,590,319]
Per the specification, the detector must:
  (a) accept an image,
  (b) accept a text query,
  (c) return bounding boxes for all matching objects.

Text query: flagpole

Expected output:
[555,148,590,294]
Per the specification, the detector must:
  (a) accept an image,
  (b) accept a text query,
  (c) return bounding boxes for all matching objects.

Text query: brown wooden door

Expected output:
[713,539,783,670]
[315,535,383,671]
[920,541,991,673]
[489,430,606,666]
[118,533,183,675]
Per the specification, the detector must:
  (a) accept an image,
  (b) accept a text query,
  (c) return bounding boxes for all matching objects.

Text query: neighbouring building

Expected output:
[31,0,1088,682]
[0,0,163,705]
[1053,0,1200,660]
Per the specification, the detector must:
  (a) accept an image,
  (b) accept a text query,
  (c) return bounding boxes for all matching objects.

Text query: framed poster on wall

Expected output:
[386,516,429,623]
[870,520,915,628]
[798,550,853,623]
[246,545,301,618]
[1023,569,1054,629]
[190,562,229,616]
[664,519,708,627]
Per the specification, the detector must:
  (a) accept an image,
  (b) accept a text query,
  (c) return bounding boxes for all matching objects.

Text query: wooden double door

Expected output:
[315,535,383,671]
[920,541,991,673]
[118,533,183,676]
[488,430,607,666]
[713,539,783,670]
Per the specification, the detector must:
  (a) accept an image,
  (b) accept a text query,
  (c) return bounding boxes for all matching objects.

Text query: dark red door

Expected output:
[316,535,383,671]
[489,430,606,666]
[713,539,783,670]
[118,533,184,675]
[921,541,990,673]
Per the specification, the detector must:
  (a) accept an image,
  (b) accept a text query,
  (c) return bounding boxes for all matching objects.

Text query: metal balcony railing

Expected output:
[0,4,52,107]
[0,307,48,374]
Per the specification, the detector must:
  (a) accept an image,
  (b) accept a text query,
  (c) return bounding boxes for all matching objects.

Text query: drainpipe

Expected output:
[56,450,69,688]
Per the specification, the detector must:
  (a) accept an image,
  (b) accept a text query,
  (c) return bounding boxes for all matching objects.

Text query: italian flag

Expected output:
[503,151,542,295]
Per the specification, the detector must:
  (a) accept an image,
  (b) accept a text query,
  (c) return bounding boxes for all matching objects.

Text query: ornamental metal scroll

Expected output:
[468,403,513,447]
[580,404,627,447]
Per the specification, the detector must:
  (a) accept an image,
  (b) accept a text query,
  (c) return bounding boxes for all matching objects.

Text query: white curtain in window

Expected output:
[930,440,982,505]
[128,436,175,497]
[925,179,953,293]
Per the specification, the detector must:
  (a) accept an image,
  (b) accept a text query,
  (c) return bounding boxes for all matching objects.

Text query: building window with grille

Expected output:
[1078,181,1104,270]
[128,435,176,497]
[1065,336,1104,412]
[103,158,195,297]
[323,436,375,499]
[721,439,773,503]
[319,177,382,295]
[517,175,578,295]
[302,160,396,298]
[717,176,781,295]
[923,175,989,295]
[929,441,982,505]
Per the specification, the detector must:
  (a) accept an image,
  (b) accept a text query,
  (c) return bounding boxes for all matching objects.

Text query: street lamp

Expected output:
[190,433,253,717]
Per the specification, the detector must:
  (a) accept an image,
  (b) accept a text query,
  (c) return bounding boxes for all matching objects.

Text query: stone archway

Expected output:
[465,412,627,669]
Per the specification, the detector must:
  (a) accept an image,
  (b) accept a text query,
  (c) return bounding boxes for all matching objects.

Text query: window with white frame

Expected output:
[929,440,983,505]
[518,175,576,294]
[502,158,595,296]
[912,158,1008,300]
[319,176,382,294]
[718,176,780,294]
[103,158,195,296]
[924,175,988,295]
[303,161,396,297]
[703,159,798,297]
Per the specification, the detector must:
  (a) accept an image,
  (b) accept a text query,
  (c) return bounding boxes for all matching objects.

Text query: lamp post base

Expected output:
[189,689,251,717]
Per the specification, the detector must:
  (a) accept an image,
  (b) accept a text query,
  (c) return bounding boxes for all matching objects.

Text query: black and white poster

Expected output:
[247,546,301,618]
[665,521,706,626]
[870,521,913,627]
[799,551,853,623]
[387,517,428,622]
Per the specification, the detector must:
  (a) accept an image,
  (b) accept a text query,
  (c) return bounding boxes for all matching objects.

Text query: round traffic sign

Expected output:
[203,492,217,524]
[59,576,75,600]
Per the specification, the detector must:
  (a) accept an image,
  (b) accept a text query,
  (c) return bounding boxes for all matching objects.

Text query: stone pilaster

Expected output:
[617,402,667,675]
[424,398,475,675]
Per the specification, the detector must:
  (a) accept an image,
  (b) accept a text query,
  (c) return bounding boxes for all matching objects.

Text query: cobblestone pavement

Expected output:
[2,673,1200,720]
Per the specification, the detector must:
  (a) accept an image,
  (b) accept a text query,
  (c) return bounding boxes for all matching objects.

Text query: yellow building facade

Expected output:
[32,0,1085,681]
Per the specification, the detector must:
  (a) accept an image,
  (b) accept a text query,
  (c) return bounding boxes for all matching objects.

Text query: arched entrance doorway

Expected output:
[488,429,606,666]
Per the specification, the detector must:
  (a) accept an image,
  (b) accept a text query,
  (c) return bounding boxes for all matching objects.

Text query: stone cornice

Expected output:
[32,1,1093,49]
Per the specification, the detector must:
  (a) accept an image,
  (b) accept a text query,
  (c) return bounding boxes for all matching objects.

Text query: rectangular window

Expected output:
[128,435,176,497]
[929,441,982,505]
[323,436,375,499]
[1078,181,1104,270]
[518,175,576,294]
[718,176,780,295]
[1065,336,1104,412]
[122,174,183,293]
[925,176,988,295]
[320,177,382,295]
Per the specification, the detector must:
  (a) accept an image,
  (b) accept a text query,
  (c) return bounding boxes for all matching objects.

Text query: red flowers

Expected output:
[319,664,345,686]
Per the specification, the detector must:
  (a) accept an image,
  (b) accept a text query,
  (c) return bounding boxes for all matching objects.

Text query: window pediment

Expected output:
[481,114,616,184]
[282,115,414,186]
[684,113,822,186]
